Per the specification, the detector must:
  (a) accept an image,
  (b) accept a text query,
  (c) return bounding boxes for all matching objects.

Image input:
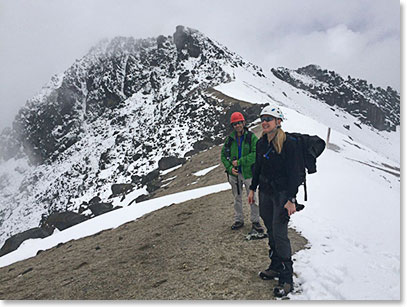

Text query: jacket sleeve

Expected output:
[249,140,262,191]
[238,133,258,168]
[220,141,233,174]
[285,140,301,201]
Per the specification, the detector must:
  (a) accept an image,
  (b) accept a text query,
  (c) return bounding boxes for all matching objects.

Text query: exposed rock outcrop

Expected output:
[158,156,186,171]
[43,212,89,231]
[0,226,55,257]
[271,64,399,131]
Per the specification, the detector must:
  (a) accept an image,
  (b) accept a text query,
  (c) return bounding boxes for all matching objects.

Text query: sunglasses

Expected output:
[232,121,244,127]
[260,116,276,122]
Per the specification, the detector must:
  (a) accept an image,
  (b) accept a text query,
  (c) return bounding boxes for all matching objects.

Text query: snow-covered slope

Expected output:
[281,107,399,300]
[0,23,400,279]
[215,71,400,299]
[0,105,399,300]
[271,65,399,132]
[215,68,400,164]
[0,26,265,244]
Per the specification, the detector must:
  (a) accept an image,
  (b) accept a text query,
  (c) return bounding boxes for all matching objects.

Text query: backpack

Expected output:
[285,132,326,201]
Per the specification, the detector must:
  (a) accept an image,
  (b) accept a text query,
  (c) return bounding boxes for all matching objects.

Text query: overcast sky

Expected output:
[0,0,401,130]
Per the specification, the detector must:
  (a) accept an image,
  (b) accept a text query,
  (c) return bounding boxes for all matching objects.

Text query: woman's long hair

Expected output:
[263,127,286,154]
[273,128,286,154]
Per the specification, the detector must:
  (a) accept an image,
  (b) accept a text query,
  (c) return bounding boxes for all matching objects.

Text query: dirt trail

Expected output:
[0,124,308,300]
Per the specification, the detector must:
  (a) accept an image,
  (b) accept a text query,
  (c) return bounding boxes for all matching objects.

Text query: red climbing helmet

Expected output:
[230,112,245,124]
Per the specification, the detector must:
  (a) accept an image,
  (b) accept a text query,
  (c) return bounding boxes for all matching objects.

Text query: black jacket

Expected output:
[250,133,300,201]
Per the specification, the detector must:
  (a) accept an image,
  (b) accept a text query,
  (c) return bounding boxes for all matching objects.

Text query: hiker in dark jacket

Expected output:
[248,105,300,297]
[221,112,263,233]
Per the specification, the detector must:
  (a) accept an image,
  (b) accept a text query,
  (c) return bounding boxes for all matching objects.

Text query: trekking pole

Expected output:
[236,172,240,195]
[232,157,240,195]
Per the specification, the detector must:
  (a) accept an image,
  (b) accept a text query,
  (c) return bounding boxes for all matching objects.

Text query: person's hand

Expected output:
[231,168,238,176]
[248,190,255,204]
[232,160,238,167]
[284,200,297,216]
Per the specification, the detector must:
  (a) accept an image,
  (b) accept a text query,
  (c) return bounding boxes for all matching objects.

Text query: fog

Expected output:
[0,0,401,130]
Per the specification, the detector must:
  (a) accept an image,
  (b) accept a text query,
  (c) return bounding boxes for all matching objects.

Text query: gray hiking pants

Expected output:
[228,173,260,223]
[259,190,293,283]
[259,190,292,261]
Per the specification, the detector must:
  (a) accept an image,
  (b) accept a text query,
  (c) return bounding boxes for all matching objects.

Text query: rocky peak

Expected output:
[173,25,202,58]
[0,26,264,244]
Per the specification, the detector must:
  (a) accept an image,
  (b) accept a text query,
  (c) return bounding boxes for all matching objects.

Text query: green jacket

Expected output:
[220,128,258,179]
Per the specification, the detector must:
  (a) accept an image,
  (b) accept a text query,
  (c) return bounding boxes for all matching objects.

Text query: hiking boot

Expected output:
[231,221,244,230]
[273,282,293,297]
[246,229,268,240]
[259,267,280,280]
[252,222,264,233]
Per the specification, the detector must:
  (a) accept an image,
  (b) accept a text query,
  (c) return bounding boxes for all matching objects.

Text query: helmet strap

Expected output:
[272,125,281,133]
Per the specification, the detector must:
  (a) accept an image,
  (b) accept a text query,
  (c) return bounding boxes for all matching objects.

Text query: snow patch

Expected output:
[193,164,219,176]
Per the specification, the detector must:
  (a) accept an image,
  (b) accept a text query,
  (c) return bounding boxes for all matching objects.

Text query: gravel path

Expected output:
[0,126,308,300]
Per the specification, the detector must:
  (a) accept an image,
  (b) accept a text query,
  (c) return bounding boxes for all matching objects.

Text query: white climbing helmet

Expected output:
[260,105,285,120]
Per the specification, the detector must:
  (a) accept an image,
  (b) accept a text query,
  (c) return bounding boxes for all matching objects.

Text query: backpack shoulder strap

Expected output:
[245,130,253,151]
[226,135,234,147]
[285,132,300,141]
[224,135,234,159]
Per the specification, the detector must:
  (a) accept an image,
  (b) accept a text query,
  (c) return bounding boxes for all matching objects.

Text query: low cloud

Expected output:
[264,24,400,89]
[0,0,400,130]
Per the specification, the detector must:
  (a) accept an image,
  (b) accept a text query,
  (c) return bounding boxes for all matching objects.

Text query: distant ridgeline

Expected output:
[271,65,400,132]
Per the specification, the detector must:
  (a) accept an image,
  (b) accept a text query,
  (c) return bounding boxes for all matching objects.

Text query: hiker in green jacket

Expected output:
[221,112,264,233]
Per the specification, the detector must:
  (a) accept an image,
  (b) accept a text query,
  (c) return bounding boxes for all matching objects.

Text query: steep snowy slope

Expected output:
[282,107,399,300]
[271,65,399,132]
[215,79,400,299]
[0,25,399,261]
[215,68,400,164]
[0,105,399,300]
[0,26,265,244]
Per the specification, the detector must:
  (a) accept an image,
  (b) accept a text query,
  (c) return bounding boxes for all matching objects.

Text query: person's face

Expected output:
[232,120,245,133]
[261,115,280,133]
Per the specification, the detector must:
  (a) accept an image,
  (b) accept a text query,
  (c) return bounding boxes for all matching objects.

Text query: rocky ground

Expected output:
[0,125,308,300]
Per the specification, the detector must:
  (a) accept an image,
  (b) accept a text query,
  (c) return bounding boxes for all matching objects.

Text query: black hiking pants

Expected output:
[259,190,293,284]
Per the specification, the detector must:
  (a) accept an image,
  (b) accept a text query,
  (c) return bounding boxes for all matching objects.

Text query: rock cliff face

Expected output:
[271,65,399,132]
[0,26,264,243]
[6,27,260,165]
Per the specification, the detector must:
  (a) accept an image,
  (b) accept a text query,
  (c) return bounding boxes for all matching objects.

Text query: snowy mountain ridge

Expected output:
[0,102,400,300]
[0,26,265,244]
[271,65,399,132]
[0,25,400,253]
